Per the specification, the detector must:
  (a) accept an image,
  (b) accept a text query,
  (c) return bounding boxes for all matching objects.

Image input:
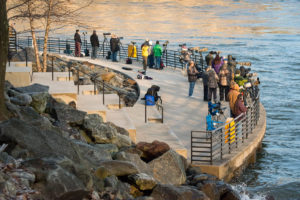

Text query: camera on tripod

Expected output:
[103,33,111,36]
[163,40,169,47]
[179,43,186,48]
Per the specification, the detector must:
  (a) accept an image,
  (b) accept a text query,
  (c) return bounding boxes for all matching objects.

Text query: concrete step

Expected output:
[135,123,187,158]
[6,62,32,68]
[106,109,136,143]
[32,72,73,83]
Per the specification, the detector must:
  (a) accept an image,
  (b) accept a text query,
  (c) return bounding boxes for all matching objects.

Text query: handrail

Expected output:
[191,92,260,164]
[144,97,164,123]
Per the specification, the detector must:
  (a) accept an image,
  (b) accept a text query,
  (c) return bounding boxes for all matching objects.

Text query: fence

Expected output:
[191,94,260,165]
[16,36,205,71]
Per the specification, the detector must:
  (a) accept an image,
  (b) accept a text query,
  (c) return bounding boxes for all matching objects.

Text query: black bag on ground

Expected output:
[145,85,160,102]
[126,58,132,64]
[84,49,89,56]
[106,51,111,59]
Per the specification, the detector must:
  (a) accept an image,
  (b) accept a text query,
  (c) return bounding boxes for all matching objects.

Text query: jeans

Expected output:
[208,87,217,102]
[189,81,196,96]
[203,85,208,101]
[155,56,161,69]
[148,54,154,68]
[91,46,98,59]
[112,51,118,62]
[219,85,230,101]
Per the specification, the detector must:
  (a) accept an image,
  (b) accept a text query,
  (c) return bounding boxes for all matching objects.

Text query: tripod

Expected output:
[99,34,110,57]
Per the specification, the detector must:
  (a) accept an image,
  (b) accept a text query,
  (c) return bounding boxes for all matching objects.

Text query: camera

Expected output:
[163,40,169,47]
[103,33,111,36]
[179,43,186,47]
[119,37,124,40]
[131,41,136,45]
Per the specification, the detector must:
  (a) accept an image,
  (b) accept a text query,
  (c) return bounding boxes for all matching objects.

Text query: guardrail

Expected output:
[191,93,260,165]
[47,55,123,109]
[145,97,164,123]
[16,36,205,71]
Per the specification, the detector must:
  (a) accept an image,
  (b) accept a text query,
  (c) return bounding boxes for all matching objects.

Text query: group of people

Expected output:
[141,39,163,71]
[187,51,248,118]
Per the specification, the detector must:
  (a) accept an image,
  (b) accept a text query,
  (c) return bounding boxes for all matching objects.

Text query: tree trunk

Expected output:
[0,0,9,121]
[42,0,53,72]
[28,1,42,72]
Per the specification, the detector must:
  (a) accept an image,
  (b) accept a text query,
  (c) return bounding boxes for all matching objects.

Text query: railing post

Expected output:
[59,38,61,53]
[145,102,147,123]
[119,94,121,109]
[68,66,71,81]
[165,50,168,67]
[25,48,28,67]
[210,132,213,165]
[174,52,176,69]
[27,36,30,47]
[220,130,223,159]
[102,42,105,57]
[191,131,193,163]
[102,80,105,105]
[94,80,96,95]
[77,69,79,95]
[161,107,164,123]
[51,56,54,81]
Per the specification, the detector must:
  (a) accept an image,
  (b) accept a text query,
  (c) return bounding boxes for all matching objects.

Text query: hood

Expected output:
[233,84,240,91]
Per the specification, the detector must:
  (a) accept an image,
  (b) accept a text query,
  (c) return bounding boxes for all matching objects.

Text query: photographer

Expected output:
[110,34,120,62]
[187,61,199,97]
[90,30,99,59]
[74,30,82,57]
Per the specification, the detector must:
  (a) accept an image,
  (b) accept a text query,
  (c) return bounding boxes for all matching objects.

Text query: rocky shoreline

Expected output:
[0,81,241,199]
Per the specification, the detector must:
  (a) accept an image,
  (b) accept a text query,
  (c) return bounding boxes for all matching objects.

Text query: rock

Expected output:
[83,114,104,130]
[109,75,124,88]
[101,72,116,82]
[10,94,32,106]
[135,197,154,200]
[151,184,209,200]
[29,92,50,113]
[53,101,87,125]
[149,150,187,185]
[137,140,170,162]
[128,173,157,190]
[200,181,220,200]
[123,92,138,107]
[186,166,202,176]
[0,178,18,196]
[94,144,119,155]
[217,182,241,200]
[4,92,10,102]
[0,119,110,167]
[10,171,35,184]
[190,174,209,185]
[104,175,119,188]
[95,160,139,179]
[114,151,152,176]
[130,184,144,198]
[84,121,118,144]
[115,133,132,148]
[106,122,129,136]
[0,152,16,165]
[7,88,21,97]
[57,190,91,200]
[15,83,49,93]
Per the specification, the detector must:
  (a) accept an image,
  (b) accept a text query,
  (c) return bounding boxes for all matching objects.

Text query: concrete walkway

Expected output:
[57,55,230,159]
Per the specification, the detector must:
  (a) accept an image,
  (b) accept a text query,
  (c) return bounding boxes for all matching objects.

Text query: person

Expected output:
[218,63,231,101]
[202,66,209,101]
[212,53,223,74]
[228,83,240,117]
[233,94,248,118]
[180,46,191,69]
[153,41,162,69]
[228,54,237,79]
[207,66,219,103]
[141,38,149,49]
[187,61,198,97]
[205,51,214,67]
[90,30,99,59]
[142,41,149,71]
[148,41,154,68]
[74,30,81,57]
[110,34,120,62]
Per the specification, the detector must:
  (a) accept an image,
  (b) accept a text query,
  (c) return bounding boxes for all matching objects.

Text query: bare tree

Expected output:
[0,0,9,120]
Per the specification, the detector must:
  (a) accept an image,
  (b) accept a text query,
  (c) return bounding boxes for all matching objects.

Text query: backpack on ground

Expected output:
[126,58,132,64]
[160,60,165,69]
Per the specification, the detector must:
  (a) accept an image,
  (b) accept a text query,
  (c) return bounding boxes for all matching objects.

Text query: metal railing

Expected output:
[144,97,164,123]
[191,94,260,165]
[47,55,123,109]
[16,36,205,71]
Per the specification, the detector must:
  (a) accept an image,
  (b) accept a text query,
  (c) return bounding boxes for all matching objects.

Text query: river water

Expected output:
[62,0,300,199]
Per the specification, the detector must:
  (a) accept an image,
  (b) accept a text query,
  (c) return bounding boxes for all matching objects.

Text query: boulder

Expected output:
[10,94,32,106]
[83,114,104,130]
[114,151,152,176]
[83,121,118,144]
[106,122,129,136]
[15,83,49,93]
[149,150,187,185]
[128,173,157,190]
[95,160,139,179]
[137,140,170,162]
[200,181,220,200]
[115,133,132,148]
[29,92,50,113]
[122,92,138,107]
[52,101,86,125]
[151,184,209,200]
[94,144,119,155]
[186,166,202,176]
[101,72,116,82]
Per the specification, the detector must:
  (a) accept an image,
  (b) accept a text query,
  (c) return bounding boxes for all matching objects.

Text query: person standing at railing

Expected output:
[228,83,240,117]
[153,41,163,70]
[212,53,223,74]
[205,51,214,67]
[218,62,231,101]
[187,61,199,97]
[110,34,120,62]
[142,41,150,72]
[207,66,219,103]
[90,30,99,59]
[74,30,82,57]
[148,41,154,68]
[233,94,248,118]
[202,66,209,101]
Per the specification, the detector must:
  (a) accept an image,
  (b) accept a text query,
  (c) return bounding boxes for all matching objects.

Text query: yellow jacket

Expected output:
[142,45,149,57]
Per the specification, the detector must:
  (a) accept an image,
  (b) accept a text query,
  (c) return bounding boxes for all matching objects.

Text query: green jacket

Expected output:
[153,44,162,57]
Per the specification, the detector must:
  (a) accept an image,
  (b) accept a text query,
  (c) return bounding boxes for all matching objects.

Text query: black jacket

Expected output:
[188,67,198,82]
[74,33,81,43]
[90,34,99,47]
[110,38,120,52]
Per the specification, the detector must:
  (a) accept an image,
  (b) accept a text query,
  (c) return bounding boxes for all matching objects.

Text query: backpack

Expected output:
[106,51,111,59]
[126,58,132,64]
